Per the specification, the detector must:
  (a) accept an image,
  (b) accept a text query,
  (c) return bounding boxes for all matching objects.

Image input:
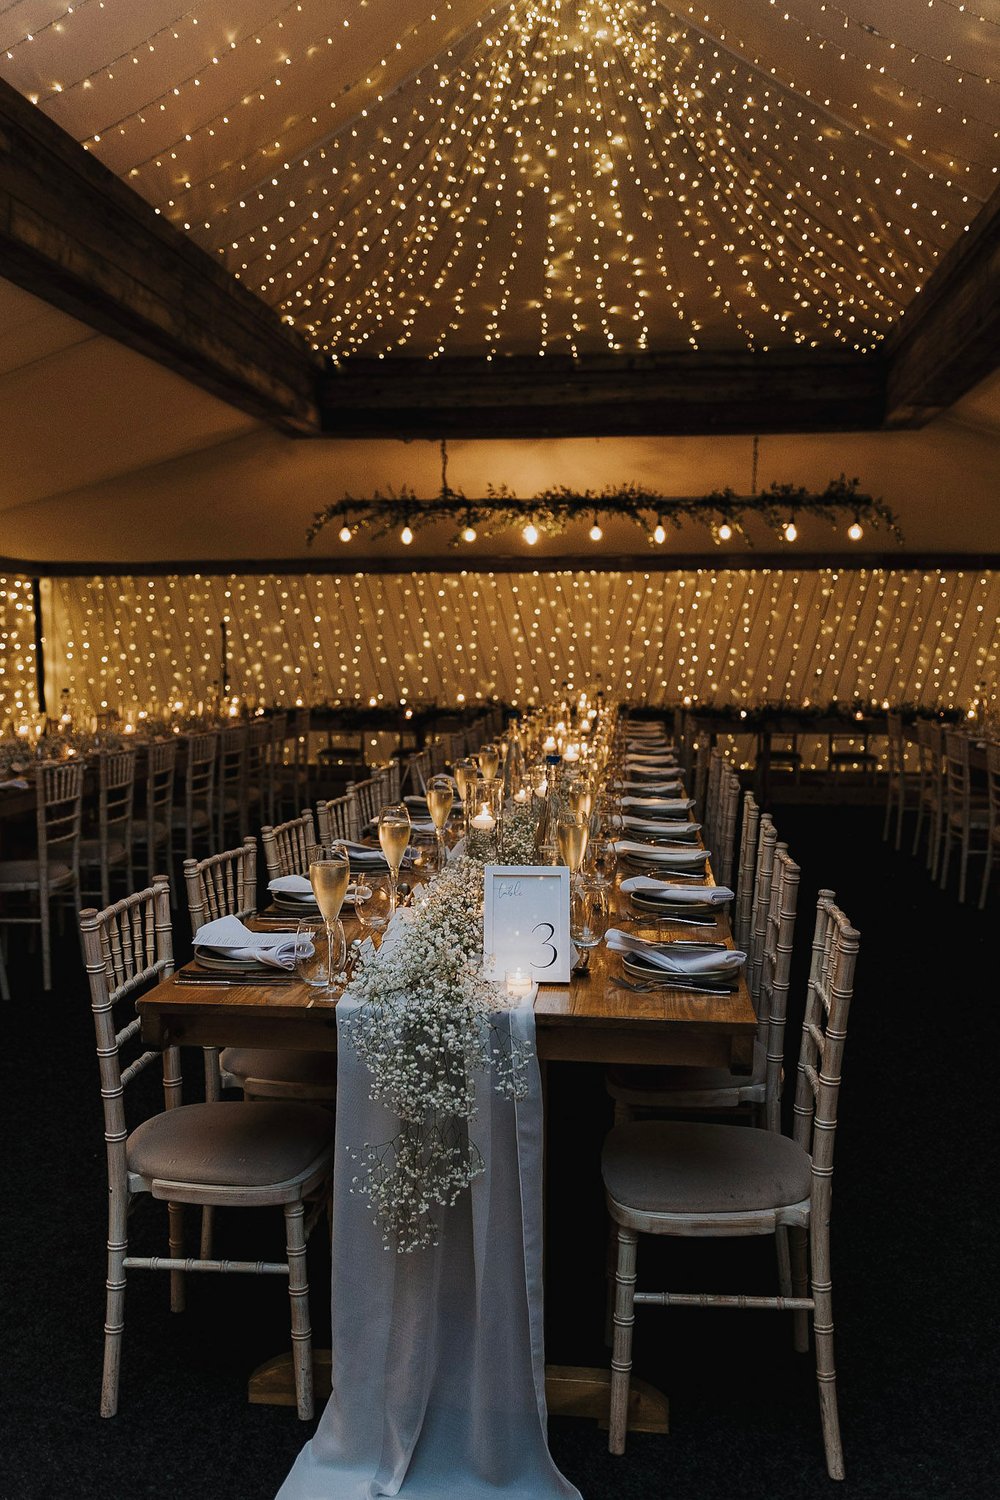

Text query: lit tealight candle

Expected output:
[563,743,580,763]
[505,968,533,1000]
[471,805,496,832]
[542,734,557,753]
[513,788,530,804]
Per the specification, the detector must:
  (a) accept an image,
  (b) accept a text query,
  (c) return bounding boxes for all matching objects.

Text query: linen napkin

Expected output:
[617,779,685,794]
[626,753,679,766]
[621,815,702,838]
[619,796,694,818]
[606,927,745,978]
[268,874,315,899]
[0,777,30,791]
[193,916,313,970]
[612,840,709,867]
[621,875,734,906]
[331,839,412,868]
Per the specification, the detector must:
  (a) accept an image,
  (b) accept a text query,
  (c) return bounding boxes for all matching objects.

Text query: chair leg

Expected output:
[203,1048,222,1103]
[776,1226,792,1299]
[979,843,995,910]
[608,1224,638,1456]
[958,828,969,904]
[168,1202,185,1313]
[199,1207,215,1260]
[790,1225,809,1354]
[284,1201,314,1421]
[101,1185,129,1417]
[811,1220,845,1480]
[40,893,53,991]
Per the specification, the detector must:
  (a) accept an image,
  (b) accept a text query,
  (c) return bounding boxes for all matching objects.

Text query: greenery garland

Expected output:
[307,475,902,547]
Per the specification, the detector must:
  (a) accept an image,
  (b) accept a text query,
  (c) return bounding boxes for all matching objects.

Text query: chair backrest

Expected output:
[246,718,271,783]
[217,722,248,798]
[792,892,860,1210]
[944,730,973,813]
[183,839,257,932]
[35,760,85,880]
[261,810,318,881]
[428,739,448,775]
[384,759,402,803]
[760,843,801,1129]
[747,814,777,1004]
[714,768,740,890]
[704,748,723,847]
[886,711,905,777]
[94,747,136,849]
[184,731,218,812]
[142,738,177,845]
[692,738,710,817]
[316,791,359,846]
[348,774,385,831]
[734,789,760,952]
[403,749,430,795]
[79,878,180,1195]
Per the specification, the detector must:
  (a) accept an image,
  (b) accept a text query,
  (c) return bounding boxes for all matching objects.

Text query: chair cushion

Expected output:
[79,838,127,865]
[602,1120,812,1215]
[606,1064,751,1105]
[220,1048,338,1088]
[0,859,73,890]
[127,1101,334,1187]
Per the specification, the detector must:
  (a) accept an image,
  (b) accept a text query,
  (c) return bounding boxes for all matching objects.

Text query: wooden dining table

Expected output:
[137,852,756,1436]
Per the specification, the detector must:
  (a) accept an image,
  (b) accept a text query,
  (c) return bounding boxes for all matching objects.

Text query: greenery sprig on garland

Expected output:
[307,475,902,548]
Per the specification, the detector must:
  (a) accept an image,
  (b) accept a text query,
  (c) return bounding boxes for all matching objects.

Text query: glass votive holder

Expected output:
[505,967,533,1000]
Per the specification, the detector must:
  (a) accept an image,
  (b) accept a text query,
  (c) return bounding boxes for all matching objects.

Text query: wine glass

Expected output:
[306,847,350,996]
[586,831,618,888]
[566,777,594,821]
[453,757,479,840]
[556,812,589,875]
[570,881,609,972]
[425,773,455,873]
[377,802,411,916]
[353,875,393,947]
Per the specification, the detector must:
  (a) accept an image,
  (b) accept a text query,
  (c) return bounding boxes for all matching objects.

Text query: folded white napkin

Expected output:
[612,840,709,866]
[268,874,315,898]
[0,777,29,790]
[621,794,687,810]
[617,779,684,794]
[626,753,679,765]
[620,797,693,817]
[606,928,745,977]
[622,815,702,837]
[621,875,734,905]
[193,916,313,970]
[331,840,411,867]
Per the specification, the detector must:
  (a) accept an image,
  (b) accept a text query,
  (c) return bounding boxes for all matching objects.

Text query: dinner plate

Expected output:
[622,952,736,986]
[629,891,721,915]
[622,852,708,873]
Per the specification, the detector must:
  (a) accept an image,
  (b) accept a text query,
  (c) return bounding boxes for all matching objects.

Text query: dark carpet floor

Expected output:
[2,803,997,1500]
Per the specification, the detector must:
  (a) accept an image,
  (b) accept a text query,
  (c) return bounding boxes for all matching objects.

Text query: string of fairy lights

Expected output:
[3,0,995,359]
[1,569,995,727]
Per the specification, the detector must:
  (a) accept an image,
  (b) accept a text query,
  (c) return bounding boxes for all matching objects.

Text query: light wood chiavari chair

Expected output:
[713,768,740,890]
[216,722,249,848]
[979,741,1000,909]
[733,790,760,954]
[171,731,218,862]
[348,771,389,833]
[939,730,991,902]
[315,791,360,847]
[80,747,137,909]
[0,759,84,991]
[261,811,319,882]
[138,740,177,887]
[79,879,334,1421]
[265,711,288,826]
[403,749,430,796]
[428,739,448,776]
[245,719,272,830]
[911,721,946,877]
[601,891,859,1480]
[881,712,912,850]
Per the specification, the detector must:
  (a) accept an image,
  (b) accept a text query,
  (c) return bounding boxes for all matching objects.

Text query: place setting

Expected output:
[605,927,746,997]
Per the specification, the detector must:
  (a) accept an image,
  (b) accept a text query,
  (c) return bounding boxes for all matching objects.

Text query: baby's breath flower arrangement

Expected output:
[345,803,539,1252]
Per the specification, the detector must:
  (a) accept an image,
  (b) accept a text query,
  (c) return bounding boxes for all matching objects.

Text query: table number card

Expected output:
[483,865,571,984]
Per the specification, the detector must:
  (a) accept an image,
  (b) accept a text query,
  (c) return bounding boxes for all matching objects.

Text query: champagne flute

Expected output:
[556,812,589,875]
[454,757,479,840]
[570,882,609,972]
[567,777,593,821]
[307,847,350,997]
[426,773,455,873]
[377,802,411,916]
[478,742,500,781]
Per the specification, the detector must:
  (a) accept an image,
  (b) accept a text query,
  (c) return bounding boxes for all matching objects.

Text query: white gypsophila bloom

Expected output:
[345,840,535,1252]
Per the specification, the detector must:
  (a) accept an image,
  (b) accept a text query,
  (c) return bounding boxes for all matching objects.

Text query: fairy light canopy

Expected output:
[2,0,997,363]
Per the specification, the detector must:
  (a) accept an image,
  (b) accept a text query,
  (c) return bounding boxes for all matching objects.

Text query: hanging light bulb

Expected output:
[718,523,733,542]
[653,519,666,545]
[783,519,798,543]
[588,516,603,542]
[461,524,477,543]
[338,525,352,543]
[523,522,539,545]
[400,524,414,546]
[848,518,864,542]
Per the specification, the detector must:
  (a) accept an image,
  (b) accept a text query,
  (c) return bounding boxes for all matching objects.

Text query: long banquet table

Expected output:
[137,865,756,1435]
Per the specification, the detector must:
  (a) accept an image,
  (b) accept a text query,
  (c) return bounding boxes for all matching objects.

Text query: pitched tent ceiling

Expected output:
[0,2,998,563]
[3,0,998,359]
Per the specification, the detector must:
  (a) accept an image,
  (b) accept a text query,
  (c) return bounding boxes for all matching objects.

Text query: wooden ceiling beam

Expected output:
[884,184,1000,429]
[320,350,887,438]
[0,79,322,434]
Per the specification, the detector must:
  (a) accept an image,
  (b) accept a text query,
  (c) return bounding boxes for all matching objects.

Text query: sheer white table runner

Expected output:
[276,997,581,1500]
